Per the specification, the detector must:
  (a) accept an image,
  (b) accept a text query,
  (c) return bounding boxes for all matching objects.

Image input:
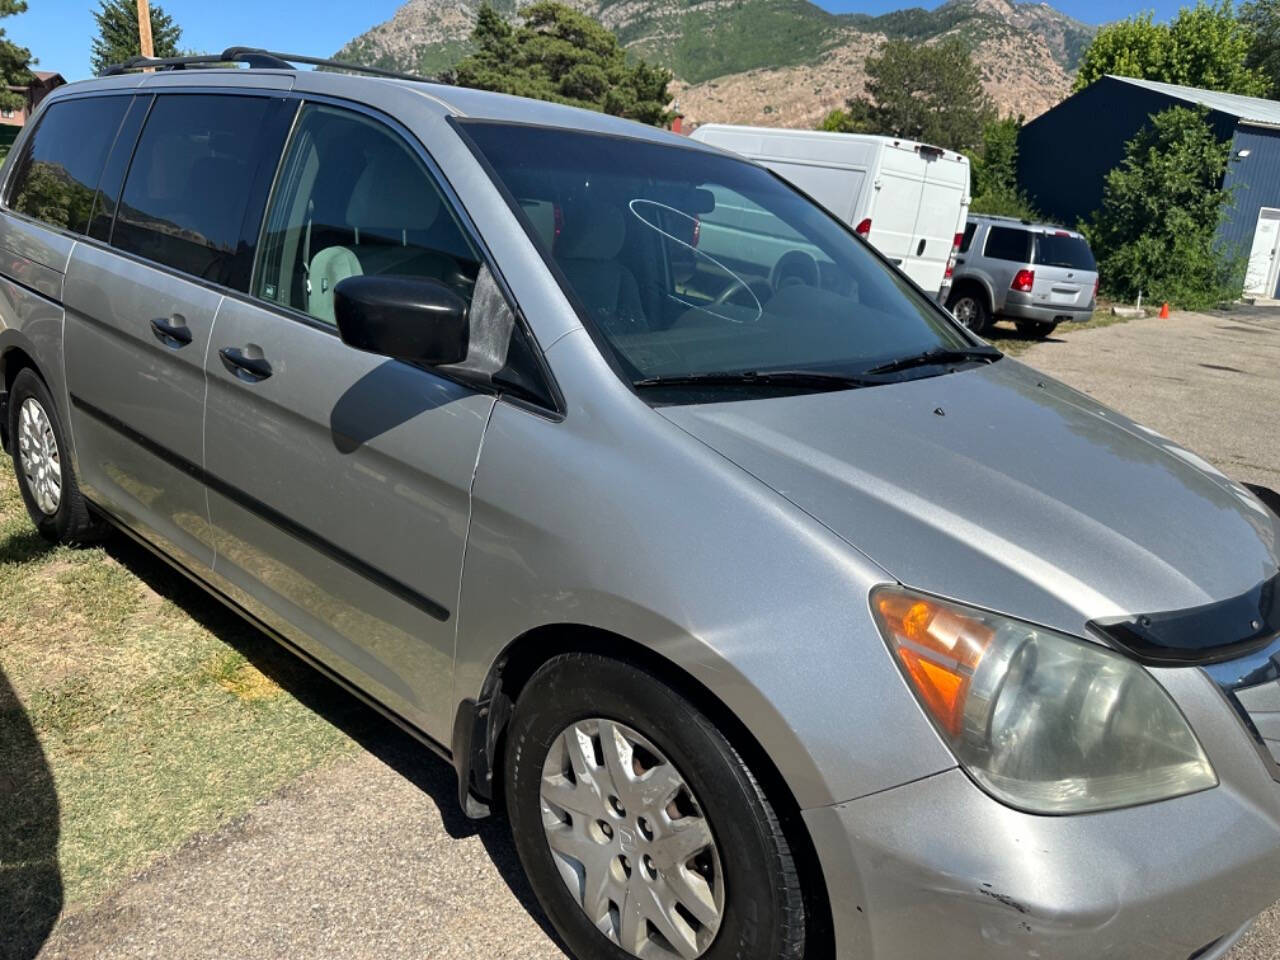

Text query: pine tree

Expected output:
[0,0,33,114]
[454,3,672,126]
[89,0,182,76]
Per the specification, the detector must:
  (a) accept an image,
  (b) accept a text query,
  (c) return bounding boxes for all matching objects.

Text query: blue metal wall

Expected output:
[1017,77,1239,229]
[1221,125,1280,296]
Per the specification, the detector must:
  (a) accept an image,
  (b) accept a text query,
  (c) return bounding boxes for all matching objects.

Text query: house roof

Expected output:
[32,71,63,83]
[1108,75,1280,128]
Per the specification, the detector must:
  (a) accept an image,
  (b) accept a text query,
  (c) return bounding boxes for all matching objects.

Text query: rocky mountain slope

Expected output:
[335,0,1092,125]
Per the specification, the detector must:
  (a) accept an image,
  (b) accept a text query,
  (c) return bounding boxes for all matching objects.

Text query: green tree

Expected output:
[1074,1,1268,95]
[968,116,1038,219]
[453,3,672,126]
[820,37,995,153]
[89,0,182,76]
[1242,0,1280,97]
[1084,106,1241,308]
[0,0,33,114]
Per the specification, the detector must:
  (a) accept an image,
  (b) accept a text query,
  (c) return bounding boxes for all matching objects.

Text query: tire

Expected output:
[505,653,806,960]
[8,367,107,545]
[1015,320,1058,339]
[947,288,991,334]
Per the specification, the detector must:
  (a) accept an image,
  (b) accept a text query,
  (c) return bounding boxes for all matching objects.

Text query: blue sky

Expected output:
[9,0,1189,83]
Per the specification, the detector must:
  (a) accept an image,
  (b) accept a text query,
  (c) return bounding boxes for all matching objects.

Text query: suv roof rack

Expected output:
[100,46,437,84]
[970,213,1036,226]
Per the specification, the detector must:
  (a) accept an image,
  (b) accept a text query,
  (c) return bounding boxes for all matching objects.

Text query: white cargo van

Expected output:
[689,124,971,297]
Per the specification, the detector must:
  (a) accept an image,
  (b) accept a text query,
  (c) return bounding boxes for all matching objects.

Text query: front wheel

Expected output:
[505,653,807,960]
[947,290,990,334]
[1015,320,1058,339]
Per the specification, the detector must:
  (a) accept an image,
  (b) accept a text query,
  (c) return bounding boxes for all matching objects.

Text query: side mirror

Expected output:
[334,275,469,366]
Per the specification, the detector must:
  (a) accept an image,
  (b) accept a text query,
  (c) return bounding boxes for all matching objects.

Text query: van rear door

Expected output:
[866,142,923,282]
[913,150,970,296]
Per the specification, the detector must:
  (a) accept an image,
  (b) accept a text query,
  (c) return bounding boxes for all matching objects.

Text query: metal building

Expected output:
[1018,75,1280,299]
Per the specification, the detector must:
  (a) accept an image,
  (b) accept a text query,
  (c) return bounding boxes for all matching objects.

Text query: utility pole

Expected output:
[136,0,154,60]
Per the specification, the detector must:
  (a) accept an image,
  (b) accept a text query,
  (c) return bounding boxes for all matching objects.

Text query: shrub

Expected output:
[1084,106,1242,309]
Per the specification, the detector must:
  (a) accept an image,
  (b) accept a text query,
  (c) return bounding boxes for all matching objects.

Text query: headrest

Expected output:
[347,150,440,232]
[557,202,627,261]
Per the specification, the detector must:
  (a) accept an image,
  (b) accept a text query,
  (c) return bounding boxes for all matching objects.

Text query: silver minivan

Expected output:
[948,214,1099,337]
[2,52,1279,960]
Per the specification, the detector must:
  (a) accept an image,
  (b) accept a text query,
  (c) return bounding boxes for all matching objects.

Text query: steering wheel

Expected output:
[710,275,774,311]
[770,250,821,292]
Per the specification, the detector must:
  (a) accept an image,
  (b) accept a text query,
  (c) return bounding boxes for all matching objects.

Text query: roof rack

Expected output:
[970,213,1036,225]
[100,46,438,84]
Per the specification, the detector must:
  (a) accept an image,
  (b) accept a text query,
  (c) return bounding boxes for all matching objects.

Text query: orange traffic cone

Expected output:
[1159,302,1170,319]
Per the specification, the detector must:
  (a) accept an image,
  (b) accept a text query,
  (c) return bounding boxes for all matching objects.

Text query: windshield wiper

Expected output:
[864,347,1001,376]
[633,369,880,390]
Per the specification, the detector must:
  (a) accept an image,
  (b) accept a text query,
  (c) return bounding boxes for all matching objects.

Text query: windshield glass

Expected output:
[460,122,976,390]
[1033,234,1096,270]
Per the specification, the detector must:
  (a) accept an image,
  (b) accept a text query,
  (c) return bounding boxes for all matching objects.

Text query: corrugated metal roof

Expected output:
[1108,75,1280,127]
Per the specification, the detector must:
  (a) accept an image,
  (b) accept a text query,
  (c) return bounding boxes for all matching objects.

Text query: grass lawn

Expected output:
[984,307,1136,356]
[0,464,364,955]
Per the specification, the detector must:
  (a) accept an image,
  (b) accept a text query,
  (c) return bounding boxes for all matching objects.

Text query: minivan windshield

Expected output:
[1033,233,1096,271]
[460,122,984,396]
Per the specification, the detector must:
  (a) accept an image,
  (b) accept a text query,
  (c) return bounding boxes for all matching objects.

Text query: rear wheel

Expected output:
[8,368,107,545]
[1015,320,1058,339]
[505,653,807,960]
[947,289,990,334]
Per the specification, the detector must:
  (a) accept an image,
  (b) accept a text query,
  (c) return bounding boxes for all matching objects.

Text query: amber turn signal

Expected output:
[873,590,993,737]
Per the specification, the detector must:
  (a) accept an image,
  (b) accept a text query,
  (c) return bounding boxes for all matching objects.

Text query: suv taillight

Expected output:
[855,218,872,237]
[1092,275,1099,302]
[1011,269,1035,293]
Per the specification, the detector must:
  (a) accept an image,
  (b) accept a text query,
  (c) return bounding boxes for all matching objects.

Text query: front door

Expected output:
[202,103,495,740]
[1245,207,1280,298]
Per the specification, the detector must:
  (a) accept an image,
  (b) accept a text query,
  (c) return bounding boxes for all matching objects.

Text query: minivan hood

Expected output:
[659,359,1280,641]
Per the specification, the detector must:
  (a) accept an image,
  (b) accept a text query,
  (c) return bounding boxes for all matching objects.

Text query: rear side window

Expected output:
[112,95,282,289]
[6,96,130,234]
[1033,233,1096,270]
[983,226,1031,262]
[959,222,976,253]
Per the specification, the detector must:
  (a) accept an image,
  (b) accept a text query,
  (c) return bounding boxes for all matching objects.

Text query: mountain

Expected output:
[335,0,1094,126]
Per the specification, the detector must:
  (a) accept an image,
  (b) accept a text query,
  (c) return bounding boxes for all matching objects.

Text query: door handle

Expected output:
[219,346,273,382]
[150,315,192,348]
[917,239,927,256]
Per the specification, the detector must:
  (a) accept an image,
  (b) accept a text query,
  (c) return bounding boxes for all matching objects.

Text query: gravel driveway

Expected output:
[37,306,1280,960]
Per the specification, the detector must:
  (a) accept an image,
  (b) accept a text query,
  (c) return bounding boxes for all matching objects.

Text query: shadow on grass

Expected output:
[98,533,565,951]
[0,526,57,565]
[0,664,62,960]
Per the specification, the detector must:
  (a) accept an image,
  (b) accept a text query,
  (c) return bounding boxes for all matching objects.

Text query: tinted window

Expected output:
[461,122,970,391]
[1033,233,1096,270]
[959,222,977,253]
[113,95,279,288]
[88,95,149,242]
[6,96,130,233]
[254,104,480,325]
[983,226,1031,262]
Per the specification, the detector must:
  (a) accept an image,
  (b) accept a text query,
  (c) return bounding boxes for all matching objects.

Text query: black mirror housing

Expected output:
[334,275,469,366]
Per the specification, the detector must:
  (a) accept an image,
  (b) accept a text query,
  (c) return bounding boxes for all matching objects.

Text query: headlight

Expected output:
[871,586,1217,814]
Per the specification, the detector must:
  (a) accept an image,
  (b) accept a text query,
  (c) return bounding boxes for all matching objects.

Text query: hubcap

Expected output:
[539,719,724,960]
[952,296,978,328]
[17,397,61,516]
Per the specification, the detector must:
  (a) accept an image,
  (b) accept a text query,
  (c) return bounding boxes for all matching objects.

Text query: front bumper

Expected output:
[806,767,1280,959]
[806,662,1280,959]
